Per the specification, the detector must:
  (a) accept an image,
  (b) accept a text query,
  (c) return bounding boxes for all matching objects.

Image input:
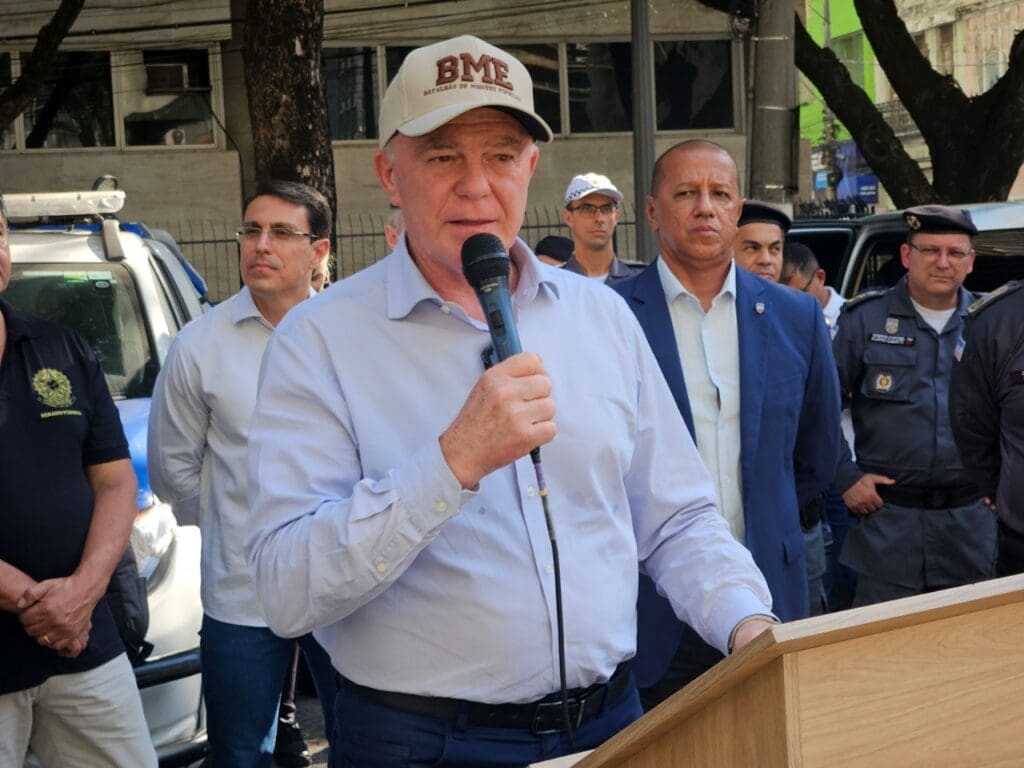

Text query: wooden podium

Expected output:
[573,575,1024,768]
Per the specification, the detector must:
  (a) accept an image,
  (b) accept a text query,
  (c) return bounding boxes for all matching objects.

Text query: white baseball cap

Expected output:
[378,35,554,149]
[564,173,624,207]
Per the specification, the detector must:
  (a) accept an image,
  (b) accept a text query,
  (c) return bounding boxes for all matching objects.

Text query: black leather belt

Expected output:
[342,661,632,735]
[878,484,981,509]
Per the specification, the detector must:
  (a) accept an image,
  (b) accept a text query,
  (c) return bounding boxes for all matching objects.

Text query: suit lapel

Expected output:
[736,268,769,497]
[627,265,696,440]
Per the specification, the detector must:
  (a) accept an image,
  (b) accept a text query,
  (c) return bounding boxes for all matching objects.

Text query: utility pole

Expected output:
[749,0,796,204]
[822,0,839,200]
[631,0,655,262]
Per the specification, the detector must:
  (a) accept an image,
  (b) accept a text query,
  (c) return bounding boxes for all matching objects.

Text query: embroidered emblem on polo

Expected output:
[885,317,899,335]
[32,368,75,409]
[874,372,894,394]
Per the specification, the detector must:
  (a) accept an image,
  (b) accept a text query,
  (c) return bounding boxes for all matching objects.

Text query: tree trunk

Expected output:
[242,0,337,224]
[0,0,85,132]
[697,0,1024,206]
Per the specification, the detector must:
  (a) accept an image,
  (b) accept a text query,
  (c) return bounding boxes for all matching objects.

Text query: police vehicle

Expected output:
[6,186,209,766]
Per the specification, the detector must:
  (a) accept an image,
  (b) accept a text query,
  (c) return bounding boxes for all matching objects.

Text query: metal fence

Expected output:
[158,205,647,303]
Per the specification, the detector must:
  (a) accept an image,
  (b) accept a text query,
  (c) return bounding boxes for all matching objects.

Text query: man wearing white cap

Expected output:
[246,35,773,767]
[562,173,642,284]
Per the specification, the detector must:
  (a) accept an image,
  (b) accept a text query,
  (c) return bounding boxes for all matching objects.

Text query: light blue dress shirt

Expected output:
[246,237,771,703]
[657,258,744,542]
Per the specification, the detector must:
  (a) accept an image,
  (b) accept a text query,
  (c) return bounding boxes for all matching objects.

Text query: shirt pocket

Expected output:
[860,345,916,403]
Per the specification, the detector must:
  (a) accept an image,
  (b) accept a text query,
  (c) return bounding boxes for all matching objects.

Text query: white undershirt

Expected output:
[910,298,956,333]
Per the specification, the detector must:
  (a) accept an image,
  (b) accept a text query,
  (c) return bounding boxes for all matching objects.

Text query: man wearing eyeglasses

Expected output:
[781,241,845,338]
[147,180,339,766]
[561,173,642,284]
[833,204,997,607]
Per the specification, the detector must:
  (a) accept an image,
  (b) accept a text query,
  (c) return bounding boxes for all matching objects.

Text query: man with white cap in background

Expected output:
[561,173,643,284]
[246,35,774,767]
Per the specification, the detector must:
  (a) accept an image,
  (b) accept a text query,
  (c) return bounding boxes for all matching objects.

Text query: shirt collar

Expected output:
[230,285,316,327]
[888,275,973,318]
[386,234,559,321]
[0,296,43,341]
[656,256,736,305]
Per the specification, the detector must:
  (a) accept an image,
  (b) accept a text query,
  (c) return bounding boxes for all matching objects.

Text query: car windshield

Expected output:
[6,263,158,399]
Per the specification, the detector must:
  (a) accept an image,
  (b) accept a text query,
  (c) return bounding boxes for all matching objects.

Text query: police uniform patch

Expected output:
[874,372,894,393]
[32,368,75,409]
[885,317,899,335]
[870,332,915,346]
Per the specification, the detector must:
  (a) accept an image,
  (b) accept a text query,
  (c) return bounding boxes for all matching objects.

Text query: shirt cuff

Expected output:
[392,438,478,535]
[703,587,777,655]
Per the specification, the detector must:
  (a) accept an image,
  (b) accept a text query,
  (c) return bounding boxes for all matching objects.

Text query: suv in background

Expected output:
[789,201,1024,298]
[6,188,209,767]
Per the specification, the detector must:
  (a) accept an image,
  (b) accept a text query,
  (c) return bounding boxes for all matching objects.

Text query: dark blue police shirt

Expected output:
[0,298,128,693]
[832,276,975,491]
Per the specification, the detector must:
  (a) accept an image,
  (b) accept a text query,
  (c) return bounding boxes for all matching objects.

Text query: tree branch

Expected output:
[0,0,86,131]
[793,15,934,205]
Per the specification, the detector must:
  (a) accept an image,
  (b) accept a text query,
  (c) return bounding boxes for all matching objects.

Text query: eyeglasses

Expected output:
[908,243,972,261]
[797,273,815,292]
[568,203,618,217]
[235,225,320,243]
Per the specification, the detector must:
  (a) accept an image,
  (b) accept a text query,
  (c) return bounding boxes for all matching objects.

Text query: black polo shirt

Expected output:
[0,298,129,693]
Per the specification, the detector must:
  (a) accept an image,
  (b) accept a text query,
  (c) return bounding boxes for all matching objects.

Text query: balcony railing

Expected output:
[877,99,921,138]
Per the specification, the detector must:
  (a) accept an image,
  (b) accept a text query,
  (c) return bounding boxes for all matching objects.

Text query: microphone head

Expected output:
[461,233,510,290]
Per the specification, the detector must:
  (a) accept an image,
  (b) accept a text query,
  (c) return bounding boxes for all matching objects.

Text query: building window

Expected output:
[123,50,214,146]
[937,23,954,76]
[654,40,734,130]
[24,51,115,149]
[567,42,632,133]
[833,32,865,90]
[0,53,13,150]
[323,47,379,141]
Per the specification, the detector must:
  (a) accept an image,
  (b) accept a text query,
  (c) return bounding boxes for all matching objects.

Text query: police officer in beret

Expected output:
[950,280,1024,575]
[833,204,997,606]
[734,200,792,283]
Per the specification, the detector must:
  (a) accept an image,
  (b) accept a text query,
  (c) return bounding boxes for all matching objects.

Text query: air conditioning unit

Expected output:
[163,127,187,145]
[147,62,189,94]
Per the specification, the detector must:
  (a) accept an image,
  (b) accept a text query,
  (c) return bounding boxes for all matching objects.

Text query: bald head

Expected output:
[650,140,739,196]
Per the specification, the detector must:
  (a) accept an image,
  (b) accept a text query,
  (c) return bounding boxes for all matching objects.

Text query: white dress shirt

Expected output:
[148,286,308,626]
[656,258,745,542]
[823,286,845,339]
[245,237,772,703]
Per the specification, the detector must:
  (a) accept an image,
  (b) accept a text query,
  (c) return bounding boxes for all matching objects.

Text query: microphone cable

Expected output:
[530,447,576,752]
[483,347,575,751]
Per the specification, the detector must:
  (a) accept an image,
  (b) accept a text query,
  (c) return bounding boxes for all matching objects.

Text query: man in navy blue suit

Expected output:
[613,140,841,709]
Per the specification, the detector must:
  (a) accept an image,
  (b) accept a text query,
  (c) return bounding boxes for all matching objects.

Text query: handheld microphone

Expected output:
[461,233,522,362]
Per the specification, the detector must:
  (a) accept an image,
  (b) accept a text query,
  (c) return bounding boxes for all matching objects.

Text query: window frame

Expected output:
[0,46,225,153]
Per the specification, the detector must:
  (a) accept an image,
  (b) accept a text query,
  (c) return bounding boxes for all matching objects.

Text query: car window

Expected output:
[968,229,1024,293]
[6,263,158,399]
[852,234,906,295]
[787,227,855,289]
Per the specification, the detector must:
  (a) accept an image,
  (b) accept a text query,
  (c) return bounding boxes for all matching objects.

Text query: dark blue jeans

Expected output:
[200,614,338,768]
[331,674,642,767]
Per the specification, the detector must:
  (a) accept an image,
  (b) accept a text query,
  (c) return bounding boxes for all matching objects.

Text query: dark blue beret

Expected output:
[903,204,978,236]
[739,200,792,232]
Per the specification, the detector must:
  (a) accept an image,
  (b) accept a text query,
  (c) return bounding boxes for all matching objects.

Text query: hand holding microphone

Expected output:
[438,234,557,489]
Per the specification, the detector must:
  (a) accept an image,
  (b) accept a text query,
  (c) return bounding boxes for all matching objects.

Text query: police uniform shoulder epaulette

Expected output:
[840,287,887,313]
[966,280,1023,316]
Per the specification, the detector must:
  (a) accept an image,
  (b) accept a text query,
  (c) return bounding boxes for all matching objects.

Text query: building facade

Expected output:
[2,0,764,294]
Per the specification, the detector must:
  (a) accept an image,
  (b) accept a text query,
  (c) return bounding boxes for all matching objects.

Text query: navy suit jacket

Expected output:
[613,261,840,686]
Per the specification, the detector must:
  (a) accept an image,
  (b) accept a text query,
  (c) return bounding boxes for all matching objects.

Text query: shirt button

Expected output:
[545,564,554,575]
[435,500,448,513]
[441,305,451,314]
[526,487,537,497]
[376,562,388,574]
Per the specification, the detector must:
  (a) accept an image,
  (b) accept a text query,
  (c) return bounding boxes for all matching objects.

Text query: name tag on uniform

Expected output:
[870,332,916,347]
